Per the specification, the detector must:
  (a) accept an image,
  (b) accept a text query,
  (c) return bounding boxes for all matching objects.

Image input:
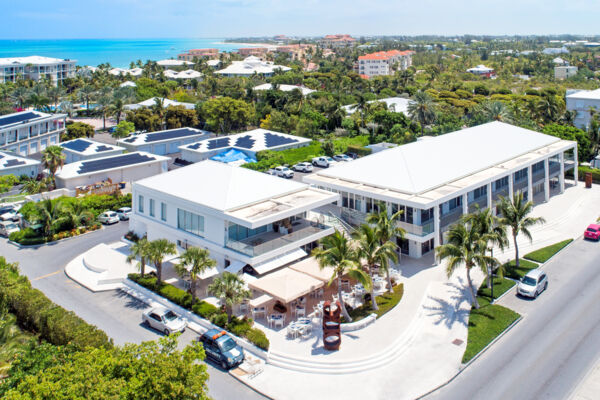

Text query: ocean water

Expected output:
[0,38,244,68]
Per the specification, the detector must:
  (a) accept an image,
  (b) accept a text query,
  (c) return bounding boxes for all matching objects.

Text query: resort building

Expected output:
[215,56,291,78]
[542,47,569,55]
[358,50,413,78]
[156,59,194,68]
[109,68,143,77]
[275,44,316,61]
[319,34,356,48]
[177,49,219,62]
[304,122,577,259]
[60,138,125,164]
[0,151,40,177]
[467,65,495,77]
[129,160,339,276]
[566,88,600,130]
[253,83,315,96]
[123,97,196,111]
[206,60,221,68]
[55,152,169,190]
[163,69,203,81]
[117,127,212,156]
[0,111,66,156]
[555,66,578,79]
[179,128,311,164]
[342,97,411,115]
[238,48,272,57]
[0,56,76,85]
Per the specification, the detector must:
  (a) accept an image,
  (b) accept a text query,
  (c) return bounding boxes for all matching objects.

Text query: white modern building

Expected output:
[60,138,125,164]
[304,122,578,258]
[555,66,578,80]
[253,84,315,96]
[124,97,196,111]
[0,111,66,156]
[55,151,169,190]
[117,128,212,155]
[216,56,291,78]
[0,151,40,177]
[566,89,600,130]
[163,69,203,81]
[342,97,411,115]
[358,50,413,78]
[466,65,495,77]
[0,56,76,85]
[109,68,143,77]
[129,161,339,276]
[179,128,311,163]
[543,47,569,55]
[156,59,194,68]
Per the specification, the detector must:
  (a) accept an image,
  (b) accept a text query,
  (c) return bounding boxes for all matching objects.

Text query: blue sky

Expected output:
[2,0,599,39]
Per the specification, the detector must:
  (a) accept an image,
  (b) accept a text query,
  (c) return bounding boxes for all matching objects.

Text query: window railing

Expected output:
[440,207,463,228]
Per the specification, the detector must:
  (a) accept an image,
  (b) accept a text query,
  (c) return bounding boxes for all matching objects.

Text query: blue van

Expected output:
[198,329,244,369]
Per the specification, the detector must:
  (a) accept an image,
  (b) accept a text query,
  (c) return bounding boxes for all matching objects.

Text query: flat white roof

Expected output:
[343,97,410,115]
[0,56,76,66]
[0,151,40,171]
[566,88,600,100]
[0,110,66,130]
[312,122,562,195]
[180,128,311,154]
[56,151,168,179]
[117,127,212,147]
[157,59,194,67]
[253,84,315,96]
[216,57,291,75]
[124,97,195,110]
[61,138,125,156]
[135,160,312,212]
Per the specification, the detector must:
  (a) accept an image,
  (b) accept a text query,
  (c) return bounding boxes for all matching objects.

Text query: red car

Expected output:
[584,224,600,241]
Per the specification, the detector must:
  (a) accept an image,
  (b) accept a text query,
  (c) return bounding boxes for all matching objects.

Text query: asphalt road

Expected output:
[0,222,265,400]
[426,237,600,400]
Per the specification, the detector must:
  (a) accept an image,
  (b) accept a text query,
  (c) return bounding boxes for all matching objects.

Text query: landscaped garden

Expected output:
[523,239,573,263]
[346,283,404,322]
[503,258,539,280]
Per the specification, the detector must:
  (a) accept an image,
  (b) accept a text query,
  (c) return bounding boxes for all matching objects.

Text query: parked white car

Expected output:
[333,154,352,162]
[312,156,336,168]
[272,166,294,179]
[116,207,132,221]
[292,162,313,173]
[0,221,19,237]
[142,307,187,335]
[98,211,119,225]
[0,209,21,222]
[517,269,548,298]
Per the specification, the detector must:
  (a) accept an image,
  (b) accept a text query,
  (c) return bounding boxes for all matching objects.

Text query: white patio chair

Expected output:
[287,324,299,339]
[296,307,305,318]
[299,324,312,338]
[274,317,284,329]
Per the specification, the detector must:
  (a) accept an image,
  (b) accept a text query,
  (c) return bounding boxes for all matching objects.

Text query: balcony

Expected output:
[440,207,462,228]
[468,195,488,213]
[342,208,434,237]
[225,219,332,258]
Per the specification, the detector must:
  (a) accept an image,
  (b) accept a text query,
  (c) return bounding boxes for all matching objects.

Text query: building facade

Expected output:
[358,50,413,78]
[0,56,76,85]
[0,111,66,156]
[319,35,356,48]
[177,49,219,62]
[129,161,339,276]
[0,151,40,177]
[555,66,578,79]
[566,89,600,130]
[304,122,577,259]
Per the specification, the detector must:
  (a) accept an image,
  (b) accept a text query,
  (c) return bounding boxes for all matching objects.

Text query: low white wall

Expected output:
[340,313,377,332]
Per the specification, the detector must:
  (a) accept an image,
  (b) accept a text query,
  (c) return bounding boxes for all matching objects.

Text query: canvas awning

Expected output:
[288,257,335,283]
[252,248,307,275]
[249,294,273,308]
[225,260,246,274]
[249,268,324,304]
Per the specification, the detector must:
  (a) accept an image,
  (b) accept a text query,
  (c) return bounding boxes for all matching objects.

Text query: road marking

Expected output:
[32,269,63,281]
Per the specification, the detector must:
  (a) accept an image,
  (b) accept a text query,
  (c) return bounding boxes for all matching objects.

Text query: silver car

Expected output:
[293,162,313,172]
[116,207,132,221]
[142,307,187,335]
[98,211,119,225]
[517,269,548,298]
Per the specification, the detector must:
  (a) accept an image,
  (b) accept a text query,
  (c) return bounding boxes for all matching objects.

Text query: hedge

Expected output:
[0,257,111,349]
[347,144,372,157]
[128,273,270,350]
[523,239,573,264]
[570,165,600,184]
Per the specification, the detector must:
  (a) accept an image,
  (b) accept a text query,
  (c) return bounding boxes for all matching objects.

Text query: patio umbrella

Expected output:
[248,267,323,304]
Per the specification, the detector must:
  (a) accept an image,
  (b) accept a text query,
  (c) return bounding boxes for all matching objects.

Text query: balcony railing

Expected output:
[440,207,463,228]
[225,219,332,257]
[468,196,488,213]
[341,208,434,236]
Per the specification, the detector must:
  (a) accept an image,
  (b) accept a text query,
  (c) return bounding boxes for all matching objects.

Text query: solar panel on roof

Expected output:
[0,154,4,159]
[234,135,255,149]
[95,145,113,152]
[123,137,137,143]
[76,153,156,175]
[187,142,202,150]
[144,128,202,143]
[264,132,298,148]
[0,112,41,128]
[207,137,230,150]
[4,159,26,168]
[62,139,92,153]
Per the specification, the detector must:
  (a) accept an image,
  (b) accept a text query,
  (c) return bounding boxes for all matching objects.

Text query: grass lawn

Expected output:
[523,239,573,264]
[504,258,539,280]
[462,304,520,363]
[476,277,516,307]
[346,283,404,322]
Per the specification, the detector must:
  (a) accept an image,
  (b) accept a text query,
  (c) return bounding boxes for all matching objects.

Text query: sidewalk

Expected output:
[570,356,600,400]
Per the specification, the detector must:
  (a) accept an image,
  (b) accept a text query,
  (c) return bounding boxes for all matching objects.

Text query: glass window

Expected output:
[149,199,155,217]
[177,209,205,237]
[160,202,167,221]
[138,195,144,213]
[406,207,413,224]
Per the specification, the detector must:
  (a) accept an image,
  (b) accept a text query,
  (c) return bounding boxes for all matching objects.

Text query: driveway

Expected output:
[0,223,265,400]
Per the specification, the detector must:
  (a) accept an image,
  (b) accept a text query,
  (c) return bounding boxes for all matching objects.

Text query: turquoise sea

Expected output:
[0,38,244,68]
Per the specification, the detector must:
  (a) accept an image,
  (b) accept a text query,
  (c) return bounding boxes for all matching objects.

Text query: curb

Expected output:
[532,237,577,271]
[228,369,276,400]
[416,315,523,399]
[8,225,105,249]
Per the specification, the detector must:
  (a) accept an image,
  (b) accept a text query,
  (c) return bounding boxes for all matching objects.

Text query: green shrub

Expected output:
[210,313,228,328]
[227,316,253,337]
[347,144,372,157]
[192,301,219,319]
[159,284,192,309]
[0,257,111,349]
[523,239,573,263]
[245,328,270,350]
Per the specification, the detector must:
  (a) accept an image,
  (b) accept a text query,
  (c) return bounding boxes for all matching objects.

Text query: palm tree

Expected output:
[126,237,152,278]
[497,192,546,269]
[148,239,177,288]
[174,247,217,305]
[208,272,250,323]
[435,222,498,309]
[20,178,48,195]
[78,84,96,113]
[408,91,436,136]
[41,146,65,186]
[56,201,93,229]
[31,199,62,237]
[481,100,514,123]
[10,87,29,109]
[352,224,398,311]
[312,230,370,322]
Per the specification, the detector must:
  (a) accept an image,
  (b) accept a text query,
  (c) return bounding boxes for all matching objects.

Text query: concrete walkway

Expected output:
[570,356,600,400]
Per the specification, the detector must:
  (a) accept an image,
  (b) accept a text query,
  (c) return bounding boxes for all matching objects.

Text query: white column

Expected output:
[487,182,493,212]
[527,165,533,202]
[573,146,578,187]
[544,158,550,202]
[462,193,468,215]
[433,204,440,248]
[508,173,514,199]
[559,153,565,193]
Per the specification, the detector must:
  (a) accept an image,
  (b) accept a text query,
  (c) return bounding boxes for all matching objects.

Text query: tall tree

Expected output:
[408,91,436,136]
[41,146,65,186]
[312,230,369,322]
[208,272,250,323]
[148,239,177,288]
[174,247,217,305]
[126,237,152,278]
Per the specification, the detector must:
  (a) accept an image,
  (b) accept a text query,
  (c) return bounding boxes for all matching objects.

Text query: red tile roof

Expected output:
[358,50,414,61]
